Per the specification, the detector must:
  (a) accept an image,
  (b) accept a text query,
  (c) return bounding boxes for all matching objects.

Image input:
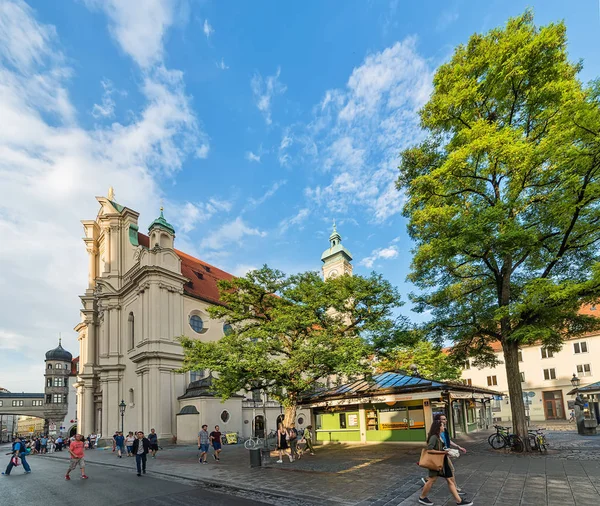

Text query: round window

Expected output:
[220,410,230,423]
[297,416,305,426]
[223,323,233,336]
[189,315,204,333]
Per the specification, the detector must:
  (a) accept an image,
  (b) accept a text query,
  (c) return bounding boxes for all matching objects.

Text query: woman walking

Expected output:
[276,423,293,463]
[419,420,472,506]
[125,431,135,456]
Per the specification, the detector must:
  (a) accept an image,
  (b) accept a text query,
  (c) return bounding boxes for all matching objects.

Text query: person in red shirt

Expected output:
[65,434,88,480]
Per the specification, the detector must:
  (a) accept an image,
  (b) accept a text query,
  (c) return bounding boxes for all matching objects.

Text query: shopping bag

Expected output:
[418,448,445,471]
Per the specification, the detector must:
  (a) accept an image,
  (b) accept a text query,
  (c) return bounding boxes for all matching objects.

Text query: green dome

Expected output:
[149,208,175,235]
[321,221,352,262]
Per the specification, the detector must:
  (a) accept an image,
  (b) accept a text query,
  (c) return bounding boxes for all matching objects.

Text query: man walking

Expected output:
[421,414,466,495]
[132,431,150,477]
[148,428,159,458]
[2,436,31,476]
[40,435,48,454]
[288,423,300,460]
[210,425,222,461]
[197,424,210,464]
[115,431,125,458]
[56,436,63,452]
[65,434,88,480]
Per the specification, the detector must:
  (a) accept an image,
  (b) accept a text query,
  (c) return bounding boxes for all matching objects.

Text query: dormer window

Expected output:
[203,265,211,272]
[194,271,204,280]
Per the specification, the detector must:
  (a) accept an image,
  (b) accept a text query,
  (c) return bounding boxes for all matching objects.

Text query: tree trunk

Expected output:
[502,339,530,451]
[283,404,297,429]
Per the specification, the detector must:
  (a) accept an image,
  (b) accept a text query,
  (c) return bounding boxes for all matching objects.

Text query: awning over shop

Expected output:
[567,380,600,396]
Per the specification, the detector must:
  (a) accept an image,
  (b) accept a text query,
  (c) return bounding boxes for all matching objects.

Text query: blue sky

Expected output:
[1,0,599,392]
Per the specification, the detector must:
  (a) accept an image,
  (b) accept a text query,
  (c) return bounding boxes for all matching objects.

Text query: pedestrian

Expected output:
[40,435,48,454]
[115,431,125,458]
[303,425,315,455]
[148,428,159,458]
[132,431,150,477]
[2,436,31,476]
[56,436,63,452]
[418,420,472,506]
[209,425,222,461]
[48,437,55,454]
[89,433,96,449]
[421,414,467,496]
[288,423,300,460]
[569,409,575,422]
[112,432,117,452]
[125,432,135,457]
[65,434,88,480]
[197,424,210,464]
[276,423,293,463]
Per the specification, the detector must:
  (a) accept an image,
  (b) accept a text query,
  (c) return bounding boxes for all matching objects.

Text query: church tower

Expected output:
[321,221,353,280]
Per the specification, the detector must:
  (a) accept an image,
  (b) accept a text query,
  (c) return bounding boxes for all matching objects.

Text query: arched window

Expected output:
[47,364,52,370]
[128,312,135,349]
[56,363,62,370]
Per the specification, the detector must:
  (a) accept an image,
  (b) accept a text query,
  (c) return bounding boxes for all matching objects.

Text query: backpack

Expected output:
[17,441,26,454]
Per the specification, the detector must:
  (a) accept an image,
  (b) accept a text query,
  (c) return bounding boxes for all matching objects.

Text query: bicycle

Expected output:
[244,430,278,450]
[527,428,548,452]
[488,425,524,453]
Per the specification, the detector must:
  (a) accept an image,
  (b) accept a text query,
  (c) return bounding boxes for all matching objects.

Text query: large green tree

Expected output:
[397,11,600,447]
[376,340,462,382]
[179,266,407,426]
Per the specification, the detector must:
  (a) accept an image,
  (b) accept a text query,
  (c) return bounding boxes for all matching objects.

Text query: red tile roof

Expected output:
[138,232,234,305]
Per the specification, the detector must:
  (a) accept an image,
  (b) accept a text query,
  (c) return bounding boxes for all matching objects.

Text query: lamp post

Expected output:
[119,400,126,434]
[571,373,581,389]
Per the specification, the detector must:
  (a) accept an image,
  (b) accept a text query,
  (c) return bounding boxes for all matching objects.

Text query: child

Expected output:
[65,434,88,480]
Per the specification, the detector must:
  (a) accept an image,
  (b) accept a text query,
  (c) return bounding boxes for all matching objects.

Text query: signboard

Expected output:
[347,414,358,427]
[49,424,56,431]
[28,426,35,433]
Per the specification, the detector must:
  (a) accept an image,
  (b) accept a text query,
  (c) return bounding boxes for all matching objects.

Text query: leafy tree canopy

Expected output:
[179,266,409,423]
[396,11,600,442]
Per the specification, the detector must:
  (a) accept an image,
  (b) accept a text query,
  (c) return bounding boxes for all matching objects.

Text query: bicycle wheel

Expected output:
[488,433,506,449]
[244,438,256,449]
[509,435,524,453]
[527,434,538,451]
[539,436,548,452]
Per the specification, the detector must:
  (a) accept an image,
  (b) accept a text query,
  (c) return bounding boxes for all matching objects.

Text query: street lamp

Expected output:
[571,374,581,389]
[119,399,126,434]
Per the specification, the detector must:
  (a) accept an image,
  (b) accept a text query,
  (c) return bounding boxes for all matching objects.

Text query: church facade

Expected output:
[74,193,352,444]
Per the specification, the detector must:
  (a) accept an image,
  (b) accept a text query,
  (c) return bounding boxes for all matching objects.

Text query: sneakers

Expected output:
[137,473,141,477]
[276,459,283,463]
[202,461,208,464]
[288,454,293,462]
[213,454,217,461]
[418,498,433,505]
[456,500,473,506]
[81,475,88,479]
[65,475,70,481]
[458,491,466,496]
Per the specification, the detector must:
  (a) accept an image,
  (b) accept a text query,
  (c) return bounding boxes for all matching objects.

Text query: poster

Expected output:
[347,414,358,427]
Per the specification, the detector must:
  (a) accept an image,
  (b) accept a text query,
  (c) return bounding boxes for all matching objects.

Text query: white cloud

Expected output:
[279,208,310,232]
[232,264,258,277]
[201,217,267,251]
[246,180,286,209]
[196,143,210,158]
[298,38,433,223]
[84,0,179,68]
[216,57,229,70]
[203,18,214,39]
[92,78,116,118]
[170,199,232,234]
[251,67,286,125]
[0,0,205,391]
[360,245,399,268]
[245,151,261,163]
[278,132,292,166]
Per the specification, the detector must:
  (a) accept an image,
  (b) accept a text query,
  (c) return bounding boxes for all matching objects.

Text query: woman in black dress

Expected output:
[276,423,292,463]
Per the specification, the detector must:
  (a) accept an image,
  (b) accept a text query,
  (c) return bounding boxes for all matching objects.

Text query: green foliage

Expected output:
[179,266,407,408]
[376,340,462,382]
[397,11,600,438]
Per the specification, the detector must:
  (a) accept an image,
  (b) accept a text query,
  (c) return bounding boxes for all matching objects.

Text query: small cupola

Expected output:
[149,206,175,249]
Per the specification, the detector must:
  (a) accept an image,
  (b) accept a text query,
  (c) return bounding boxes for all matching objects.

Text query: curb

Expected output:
[42,453,333,506]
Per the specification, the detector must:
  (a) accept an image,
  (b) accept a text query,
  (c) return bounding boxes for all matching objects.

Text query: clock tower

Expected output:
[321,221,353,280]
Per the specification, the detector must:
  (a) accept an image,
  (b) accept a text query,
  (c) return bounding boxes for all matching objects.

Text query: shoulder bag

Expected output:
[418,448,445,471]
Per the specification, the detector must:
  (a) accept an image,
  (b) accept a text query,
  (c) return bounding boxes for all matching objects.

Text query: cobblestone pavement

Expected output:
[40,430,600,506]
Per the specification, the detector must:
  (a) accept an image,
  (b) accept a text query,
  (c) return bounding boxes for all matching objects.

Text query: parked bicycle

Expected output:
[243,429,278,450]
[528,428,548,452]
[488,425,524,453]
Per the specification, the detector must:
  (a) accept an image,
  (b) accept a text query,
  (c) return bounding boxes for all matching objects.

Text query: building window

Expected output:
[56,363,62,369]
[577,364,592,377]
[543,368,556,380]
[47,364,52,369]
[12,400,24,407]
[520,372,525,382]
[220,410,230,423]
[0,401,2,407]
[518,350,523,362]
[339,413,347,429]
[223,323,233,336]
[32,400,43,407]
[128,312,135,349]
[464,379,472,386]
[46,395,51,404]
[190,370,204,382]
[53,394,63,403]
[487,376,497,386]
[129,388,135,406]
[189,314,204,333]
[464,361,470,370]
[46,378,52,387]
[76,361,79,373]
[53,377,64,387]
[541,348,554,359]
[574,342,588,354]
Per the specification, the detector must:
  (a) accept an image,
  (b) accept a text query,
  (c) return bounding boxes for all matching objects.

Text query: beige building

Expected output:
[17,416,45,436]
[460,311,600,423]
[75,193,351,444]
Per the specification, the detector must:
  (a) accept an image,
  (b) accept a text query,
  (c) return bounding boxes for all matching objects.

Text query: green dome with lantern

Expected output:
[149,207,175,235]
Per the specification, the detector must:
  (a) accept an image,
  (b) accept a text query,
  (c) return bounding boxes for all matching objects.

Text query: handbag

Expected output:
[418,448,445,472]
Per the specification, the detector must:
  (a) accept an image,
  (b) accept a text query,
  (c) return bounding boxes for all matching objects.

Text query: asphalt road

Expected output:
[0,443,269,506]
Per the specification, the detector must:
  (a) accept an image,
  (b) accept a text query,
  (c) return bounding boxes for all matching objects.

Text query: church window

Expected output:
[56,363,62,369]
[128,312,135,349]
[220,410,230,423]
[47,364,52,370]
[189,315,204,333]
[223,323,233,336]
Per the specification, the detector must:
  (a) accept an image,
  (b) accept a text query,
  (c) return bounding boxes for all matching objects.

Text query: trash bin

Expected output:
[249,448,261,468]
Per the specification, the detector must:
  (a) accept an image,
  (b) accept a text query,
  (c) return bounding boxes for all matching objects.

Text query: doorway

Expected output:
[253,416,265,438]
[543,390,565,420]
